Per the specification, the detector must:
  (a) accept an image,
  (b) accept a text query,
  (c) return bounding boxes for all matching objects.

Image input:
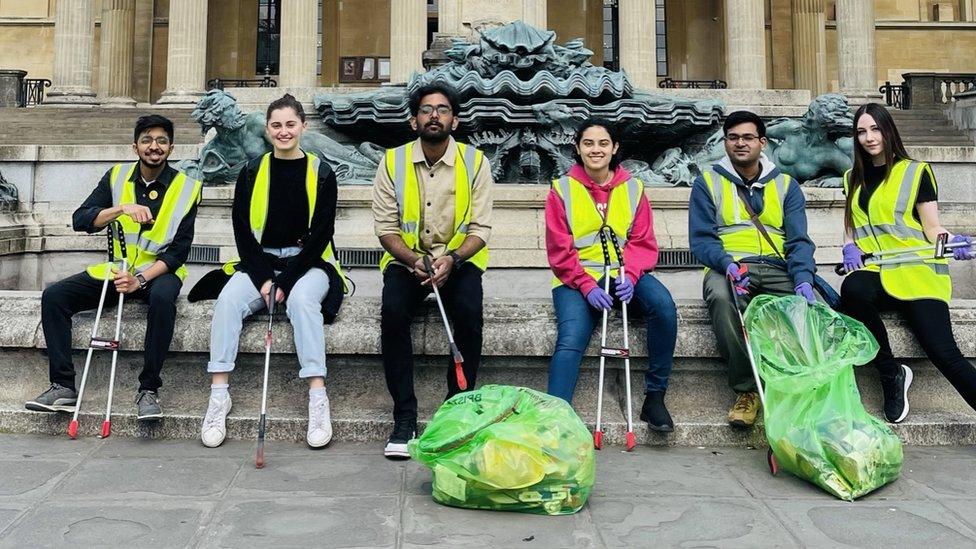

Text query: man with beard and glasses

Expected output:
[688,110,818,430]
[25,115,202,422]
[371,84,494,459]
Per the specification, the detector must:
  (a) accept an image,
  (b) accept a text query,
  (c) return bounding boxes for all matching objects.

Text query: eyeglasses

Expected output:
[724,134,760,144]
[138,136,171,146]
[418,105,452,116]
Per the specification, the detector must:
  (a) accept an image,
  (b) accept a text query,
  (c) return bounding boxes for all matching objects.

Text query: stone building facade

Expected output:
[1,0,975,104]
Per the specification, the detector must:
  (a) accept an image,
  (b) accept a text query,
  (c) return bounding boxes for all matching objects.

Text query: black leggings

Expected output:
[840,270,976,412]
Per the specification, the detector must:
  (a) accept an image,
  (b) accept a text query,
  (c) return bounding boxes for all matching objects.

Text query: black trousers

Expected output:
[840,270,976,412]
[380,263,484,421]
[41,271,183,392]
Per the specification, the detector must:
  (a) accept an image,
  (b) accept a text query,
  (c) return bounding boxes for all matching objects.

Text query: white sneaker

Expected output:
[307,389,333,448]
[201,394,232,448]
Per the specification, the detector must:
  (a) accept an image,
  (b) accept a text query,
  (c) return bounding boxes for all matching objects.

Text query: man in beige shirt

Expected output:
[372,83,493,459]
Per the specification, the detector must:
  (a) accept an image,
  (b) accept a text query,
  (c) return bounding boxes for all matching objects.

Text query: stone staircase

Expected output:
[1,291,974,448]
[0,107,202,146]
[891,108,976,147]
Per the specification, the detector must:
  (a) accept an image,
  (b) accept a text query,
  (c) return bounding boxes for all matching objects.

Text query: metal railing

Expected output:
[659,78,728,89]
[206,75,277,91]
[18,78,51,107]
[879,81,909,109]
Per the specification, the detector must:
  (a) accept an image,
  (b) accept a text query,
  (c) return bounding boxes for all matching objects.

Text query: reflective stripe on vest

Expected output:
[845,160,950,302]
[702,169,789,262]
[226,151,347,289]
[379,141,489,272]
[86,163,202,281]
[550,175,644,288]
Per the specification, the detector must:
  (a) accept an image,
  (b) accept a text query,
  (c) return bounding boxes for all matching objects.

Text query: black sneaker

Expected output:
[383,418,417,460]
[25,383,78,412]
[880,365,912,423]
[136,390,163,420]
[639,391,674,432]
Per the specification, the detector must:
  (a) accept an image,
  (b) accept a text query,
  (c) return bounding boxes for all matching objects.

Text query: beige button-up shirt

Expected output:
[372,136,494,260]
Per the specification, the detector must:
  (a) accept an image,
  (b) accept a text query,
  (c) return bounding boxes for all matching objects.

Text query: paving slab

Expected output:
[0,501,208,548]
[56,456,241,500]
[0,433,99,461]
[899,457,976,500]
[229,454,404,498]
[587,496,799,547]
[592,447,751,498]
[940,500,976,530]
[0,507,24,536]
[201,497,399,548]
[765,499,976,548]
[401,494,600,548]
[0,460,74,500]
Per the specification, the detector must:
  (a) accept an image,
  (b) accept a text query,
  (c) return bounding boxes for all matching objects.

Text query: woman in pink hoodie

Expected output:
[545,118,678,431]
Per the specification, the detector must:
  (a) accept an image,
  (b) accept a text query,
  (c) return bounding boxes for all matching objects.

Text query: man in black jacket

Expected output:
[26,115,201,421]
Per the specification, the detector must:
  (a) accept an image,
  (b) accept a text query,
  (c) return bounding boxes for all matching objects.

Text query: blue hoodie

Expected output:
[688,154,816,286]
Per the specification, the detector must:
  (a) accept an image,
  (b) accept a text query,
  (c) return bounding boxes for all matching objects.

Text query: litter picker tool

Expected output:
[255,282,277,469]
[835,232,963,275]
[593,227,637,451]
[728,264,778,475]
[606,229,636,451]
[423,255,467,391]
[68,221,128,439]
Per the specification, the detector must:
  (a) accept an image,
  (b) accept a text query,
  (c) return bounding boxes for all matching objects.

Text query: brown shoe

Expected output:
[727,392,761,428]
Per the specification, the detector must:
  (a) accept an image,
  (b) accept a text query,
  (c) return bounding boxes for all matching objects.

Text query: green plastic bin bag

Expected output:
[744,295,903,501]
[408,385,595,515]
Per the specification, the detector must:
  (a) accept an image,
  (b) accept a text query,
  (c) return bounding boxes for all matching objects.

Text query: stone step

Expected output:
[1,292,974,446]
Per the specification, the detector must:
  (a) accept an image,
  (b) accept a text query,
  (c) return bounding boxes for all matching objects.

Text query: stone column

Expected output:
[390,0,427,84]
[279,0,319,87]
[157,0,208,104]
[724,0,767,89]
[791,0,826,96]
[618,0,657,90]
[46,0,98,105]
[963,0,976,21]
[98,0,137,106]
[835,0,881,102]
[522,0,547,29]
[439,0,461,34]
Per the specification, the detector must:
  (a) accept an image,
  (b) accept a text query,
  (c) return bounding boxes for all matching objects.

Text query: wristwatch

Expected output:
[448,251,464,267]
[135,273,148,290]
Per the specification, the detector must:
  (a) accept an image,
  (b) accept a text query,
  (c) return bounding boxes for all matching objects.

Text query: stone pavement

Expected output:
[0,434,974,548]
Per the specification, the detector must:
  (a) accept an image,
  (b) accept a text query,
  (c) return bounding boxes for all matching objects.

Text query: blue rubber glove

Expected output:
[795,282,816,305]
[585,286,613,310]
[951,234,974,261]
[614,275,634,303]
[725,263,750,296]
[842,242,865,273]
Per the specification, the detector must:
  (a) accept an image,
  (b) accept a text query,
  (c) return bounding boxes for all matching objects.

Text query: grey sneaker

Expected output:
[25,383,77,412]
[136,390,163,420]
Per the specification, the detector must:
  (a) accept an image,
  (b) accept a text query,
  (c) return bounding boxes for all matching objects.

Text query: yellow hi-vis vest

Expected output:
[550,175,644,288]
[844,159,950,302]
[86,163,202,281]
[378,141,489,272]
[223,152,347,289]
[702,169,791,262]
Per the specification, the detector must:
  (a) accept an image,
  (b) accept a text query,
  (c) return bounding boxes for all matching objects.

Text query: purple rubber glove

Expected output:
[842,242,865,273]
[585,286,613,310]
[951,234,974,261]
[614,275,634,303]
[795,282,816,305]
[725,263,750,296]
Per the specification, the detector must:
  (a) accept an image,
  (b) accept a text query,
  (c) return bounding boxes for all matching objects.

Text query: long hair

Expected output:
[844,103,911,237]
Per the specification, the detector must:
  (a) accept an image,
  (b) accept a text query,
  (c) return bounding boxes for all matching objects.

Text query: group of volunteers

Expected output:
[24,84,976,457]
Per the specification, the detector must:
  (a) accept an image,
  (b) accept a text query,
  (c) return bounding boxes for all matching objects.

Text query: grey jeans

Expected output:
[208,247,330,379]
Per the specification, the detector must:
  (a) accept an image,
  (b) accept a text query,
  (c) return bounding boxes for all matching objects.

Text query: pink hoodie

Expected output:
[545,164,660,297]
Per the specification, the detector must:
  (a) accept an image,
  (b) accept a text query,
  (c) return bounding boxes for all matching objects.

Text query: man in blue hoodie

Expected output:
[688,111,817,429]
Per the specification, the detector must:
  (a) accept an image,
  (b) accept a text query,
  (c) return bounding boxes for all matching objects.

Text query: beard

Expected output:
[418,121,450,144]
[140,155,166,169]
